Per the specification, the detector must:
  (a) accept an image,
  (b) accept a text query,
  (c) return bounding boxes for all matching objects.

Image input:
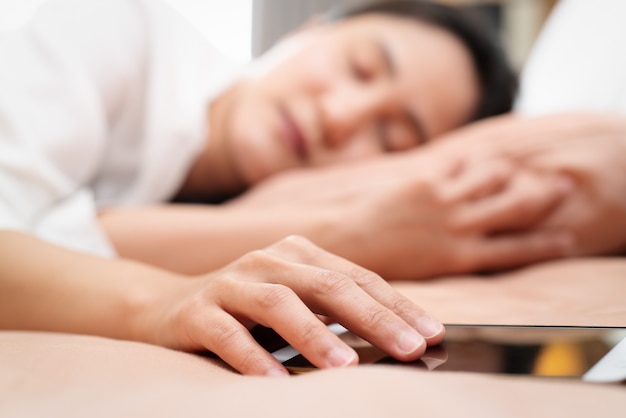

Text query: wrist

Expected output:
[117,262,190,347]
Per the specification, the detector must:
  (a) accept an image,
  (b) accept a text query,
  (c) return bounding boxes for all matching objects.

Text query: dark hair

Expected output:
[327,0,517,122]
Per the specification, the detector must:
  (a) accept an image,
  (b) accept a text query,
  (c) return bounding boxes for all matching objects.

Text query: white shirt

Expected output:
[0,0,239,255]
[516,0,626,115]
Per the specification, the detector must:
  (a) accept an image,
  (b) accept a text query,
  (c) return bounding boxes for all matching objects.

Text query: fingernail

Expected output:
[265,367,290,378]
[397,331,424,354]
[417,318,444,339]
[327,345,357,367]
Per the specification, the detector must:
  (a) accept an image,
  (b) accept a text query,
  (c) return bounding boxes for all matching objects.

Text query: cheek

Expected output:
[221,94,280,181]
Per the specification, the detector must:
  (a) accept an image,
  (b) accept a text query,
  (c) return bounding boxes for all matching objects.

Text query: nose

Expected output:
[319,84,390,149]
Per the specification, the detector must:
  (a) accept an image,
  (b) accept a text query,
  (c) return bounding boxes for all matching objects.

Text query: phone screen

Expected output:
[267,324,626,382]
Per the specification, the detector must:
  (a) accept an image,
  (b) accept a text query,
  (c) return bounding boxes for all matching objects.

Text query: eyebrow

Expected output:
[377,40,430,145]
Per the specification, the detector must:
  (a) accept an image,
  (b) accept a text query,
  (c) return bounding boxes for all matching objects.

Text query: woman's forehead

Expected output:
[337,14,478,137]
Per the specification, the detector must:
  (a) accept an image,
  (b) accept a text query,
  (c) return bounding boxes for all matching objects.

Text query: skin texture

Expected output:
[179,14,479,198]
[209,111,626,278]
[227,149,574,279]
[0,231,443,376]
[432,111,626,258]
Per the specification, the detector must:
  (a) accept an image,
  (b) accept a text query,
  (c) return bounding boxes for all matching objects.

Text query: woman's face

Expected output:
[214,14,480,186]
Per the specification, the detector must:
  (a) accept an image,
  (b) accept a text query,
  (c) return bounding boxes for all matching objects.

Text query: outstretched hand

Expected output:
[0,231,443,377]
[144,235,444,376]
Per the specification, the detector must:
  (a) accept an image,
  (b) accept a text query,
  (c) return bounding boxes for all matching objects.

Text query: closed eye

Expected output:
[350,39,390,83]
[351,59,375,82]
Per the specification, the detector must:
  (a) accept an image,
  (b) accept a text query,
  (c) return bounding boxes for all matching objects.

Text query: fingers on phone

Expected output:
[305,275,428,361]
[263,263,428,362]
[267,236,444,348]
[350,271,445,346]
[224,280,358,370]
[191,236,443,374]
[191,310,290,377]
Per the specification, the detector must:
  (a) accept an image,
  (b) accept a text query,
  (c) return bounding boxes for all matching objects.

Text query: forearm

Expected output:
[0,230,182,343]
[99,204,342,275]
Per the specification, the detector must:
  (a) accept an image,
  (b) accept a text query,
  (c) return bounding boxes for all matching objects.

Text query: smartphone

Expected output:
[260,324,626,383]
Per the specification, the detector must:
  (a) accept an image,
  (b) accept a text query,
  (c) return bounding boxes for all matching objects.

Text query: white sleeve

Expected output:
[0,0,237,256]
[516,0,626,115]
[0,0,135,255]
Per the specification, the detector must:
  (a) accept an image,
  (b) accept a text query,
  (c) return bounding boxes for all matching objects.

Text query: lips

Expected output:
[280,108,308,161]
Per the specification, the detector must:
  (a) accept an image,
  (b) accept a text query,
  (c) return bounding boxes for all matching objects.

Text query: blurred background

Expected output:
[0,0,558,68]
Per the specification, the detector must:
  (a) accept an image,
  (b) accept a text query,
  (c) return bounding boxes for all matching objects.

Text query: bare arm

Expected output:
[0,230,183,340]
[100,151,573,280]
[98,203,335,276]
[0,230,444,375]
